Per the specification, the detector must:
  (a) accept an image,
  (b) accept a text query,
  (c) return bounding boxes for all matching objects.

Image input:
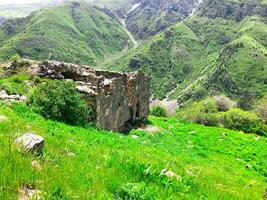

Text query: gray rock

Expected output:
[0,90,27,102]
[15,133,44,154]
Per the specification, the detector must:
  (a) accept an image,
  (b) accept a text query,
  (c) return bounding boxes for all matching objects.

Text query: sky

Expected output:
[0,0,48,5]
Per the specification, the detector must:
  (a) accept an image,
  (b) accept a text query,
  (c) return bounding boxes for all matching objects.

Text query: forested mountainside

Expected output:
[107,0,267,104]
[125,0,200,40]
[0,1,130,65]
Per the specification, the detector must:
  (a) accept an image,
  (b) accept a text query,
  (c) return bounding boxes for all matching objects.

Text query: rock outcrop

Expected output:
[10,60,150,131]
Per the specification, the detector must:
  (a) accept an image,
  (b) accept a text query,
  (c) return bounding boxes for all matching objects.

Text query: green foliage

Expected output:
[0,73,32,95]
[150,106,167,117]
[0,103,267,199]
[27,80,92,126]
[10,53,21,62]
[107,2,267,102]
[176,97,266,135]
[177,101,223,127]
[115,182,154,200]
[224,108,266,135]
[200,98,218,113]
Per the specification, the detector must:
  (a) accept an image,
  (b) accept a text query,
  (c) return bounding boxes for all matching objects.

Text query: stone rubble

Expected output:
[0,90,27,102]
[18,185,42,200]
[10,60,150,131]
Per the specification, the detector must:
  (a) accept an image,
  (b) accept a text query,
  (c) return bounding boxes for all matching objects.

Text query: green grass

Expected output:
[0,102,266,199]
[0,73,33,95]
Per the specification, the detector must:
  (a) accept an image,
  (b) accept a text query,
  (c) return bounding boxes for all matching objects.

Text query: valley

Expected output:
[0,0,266,199]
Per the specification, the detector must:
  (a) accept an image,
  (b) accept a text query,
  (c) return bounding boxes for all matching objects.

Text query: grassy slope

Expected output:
[0,1,130,65]
[0,103,266,199]
[106,0,267,102]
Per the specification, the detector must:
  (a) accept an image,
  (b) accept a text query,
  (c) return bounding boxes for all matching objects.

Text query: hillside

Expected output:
[125,0,200,40]
[0,1,130,65]
[0,102,266,199]
[106,0,267,103]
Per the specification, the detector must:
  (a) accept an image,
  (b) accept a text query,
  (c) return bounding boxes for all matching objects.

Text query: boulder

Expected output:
[15,133,44,154]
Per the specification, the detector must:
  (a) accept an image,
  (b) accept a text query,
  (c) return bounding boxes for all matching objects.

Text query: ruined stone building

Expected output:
[12,61,150,131]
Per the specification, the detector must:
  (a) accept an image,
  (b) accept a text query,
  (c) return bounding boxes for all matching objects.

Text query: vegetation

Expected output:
[150,106,167,117]
[0,73,33,95]
[224,108,266,135]
[106,0,267,103]
[176,96,267,136]
[0,102,267,199]
[27,80,92,126]
[0,1,130,65]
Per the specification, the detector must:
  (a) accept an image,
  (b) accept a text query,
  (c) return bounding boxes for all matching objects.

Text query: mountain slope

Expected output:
[106,0,267,103]
[0,1,131,65]
[125,0,200,40]
[90,0,201,40]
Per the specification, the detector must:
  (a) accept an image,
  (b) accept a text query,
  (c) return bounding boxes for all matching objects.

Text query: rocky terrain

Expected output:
[5,60,150,131]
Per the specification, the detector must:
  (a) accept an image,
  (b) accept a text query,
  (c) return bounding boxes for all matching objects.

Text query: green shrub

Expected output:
[176,102,223,126]
[115,182,154,200]
[224,108,264,134]
[200,98,218,113]
[27,80,93,126]
[150,106,167,117]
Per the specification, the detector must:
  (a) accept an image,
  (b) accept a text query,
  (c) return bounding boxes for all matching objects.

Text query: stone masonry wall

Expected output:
[10,60,150,131]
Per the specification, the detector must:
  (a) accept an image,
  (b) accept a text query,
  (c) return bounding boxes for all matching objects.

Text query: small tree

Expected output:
[28,80,92,126]
[150,105,167,117]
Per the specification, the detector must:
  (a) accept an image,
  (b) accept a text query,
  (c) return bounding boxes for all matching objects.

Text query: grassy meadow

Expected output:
[0,102,266,199]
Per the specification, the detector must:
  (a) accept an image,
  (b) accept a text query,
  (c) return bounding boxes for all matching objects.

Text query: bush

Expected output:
[224,108,264,134]
[213,95,236,111]
[27,80,93,126]
[150,106,167,117]
[182,102,223,126]
[200,98,218,113]
[115,182,154,200]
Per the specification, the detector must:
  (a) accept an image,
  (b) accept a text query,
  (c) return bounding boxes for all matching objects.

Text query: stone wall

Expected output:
[11,60,150,131]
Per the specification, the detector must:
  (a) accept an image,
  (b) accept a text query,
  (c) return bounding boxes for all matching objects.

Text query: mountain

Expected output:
[90,0,201,40]
[106,0,267,104]
[125,0,200,40]
[0,1,131,65]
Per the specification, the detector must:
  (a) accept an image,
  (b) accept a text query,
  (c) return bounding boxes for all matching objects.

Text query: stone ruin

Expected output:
[7,60,150,132]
